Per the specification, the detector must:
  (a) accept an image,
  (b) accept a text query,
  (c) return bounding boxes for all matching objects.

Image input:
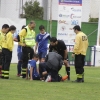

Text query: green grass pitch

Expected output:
[0,64,100,100]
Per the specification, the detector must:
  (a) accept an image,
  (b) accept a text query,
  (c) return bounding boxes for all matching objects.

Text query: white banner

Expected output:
[57,0,82,46]
[0,18,26,63]
[0,18,26,36]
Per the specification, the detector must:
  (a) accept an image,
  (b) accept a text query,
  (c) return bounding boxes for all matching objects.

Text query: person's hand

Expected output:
[72,54,75,58]
[13,38,18,42]
[23,43,26,47]
[41,58,45,63]
[34,51,36,54]
[63,60,68,67]
[63,59,67,64]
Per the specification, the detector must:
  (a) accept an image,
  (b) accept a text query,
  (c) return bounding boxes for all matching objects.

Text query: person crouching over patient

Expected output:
[39,52,68,82]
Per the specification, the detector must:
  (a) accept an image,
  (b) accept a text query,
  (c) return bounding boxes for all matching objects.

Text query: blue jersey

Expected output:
[28,60,39,77]
[36,32,50,53]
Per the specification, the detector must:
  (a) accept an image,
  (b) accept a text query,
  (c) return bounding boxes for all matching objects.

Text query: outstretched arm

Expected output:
[34,42,38,53]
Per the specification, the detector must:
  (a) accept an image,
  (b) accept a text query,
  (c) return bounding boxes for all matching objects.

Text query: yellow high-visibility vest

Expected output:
[73,31,89,55]
[24,26,36,47]
[0,30,5,50]
[2,32,14,51]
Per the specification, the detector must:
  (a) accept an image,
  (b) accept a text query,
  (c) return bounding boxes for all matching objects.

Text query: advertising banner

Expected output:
[57,0,82,47]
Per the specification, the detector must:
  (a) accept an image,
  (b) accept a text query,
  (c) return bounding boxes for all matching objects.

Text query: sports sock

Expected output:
[66,67,70,80]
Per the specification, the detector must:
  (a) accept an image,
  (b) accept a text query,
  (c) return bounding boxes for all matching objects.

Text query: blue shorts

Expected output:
[27,66,40,80]
[33,75,40,80]
[27,73,40,80]
[38,52,47,59]
[17,52,23,61]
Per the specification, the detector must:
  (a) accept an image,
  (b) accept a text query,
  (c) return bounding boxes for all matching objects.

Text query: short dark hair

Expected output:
[73,25,81,31]
[2,24,9,29]
[50,37,57,43]
[33,54,39,58]
[8,25,16,32]
[29,21,35,24]
[21,25,26,29]
[39,25,45,30]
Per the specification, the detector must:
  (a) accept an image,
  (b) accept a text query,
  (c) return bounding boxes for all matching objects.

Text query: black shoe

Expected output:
[4,77,9,79]
[1,76,4,79]
[22,74,26,78]
[72,79,84,83]
[66,76,70,81]
[22,76,26,79]
[82,79,84,82]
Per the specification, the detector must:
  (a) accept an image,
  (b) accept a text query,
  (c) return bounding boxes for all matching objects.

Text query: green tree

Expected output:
[23,0,43,20]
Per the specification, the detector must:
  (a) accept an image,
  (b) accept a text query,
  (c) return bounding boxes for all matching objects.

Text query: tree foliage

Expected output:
[89,18,98,22]
[23,0,44,20]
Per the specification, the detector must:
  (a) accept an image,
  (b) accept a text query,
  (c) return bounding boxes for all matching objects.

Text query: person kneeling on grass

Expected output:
[26,54,47,81]
[39,52,68,82]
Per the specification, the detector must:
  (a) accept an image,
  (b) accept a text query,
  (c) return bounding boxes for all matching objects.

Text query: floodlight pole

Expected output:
[47,0,49,33]
[50,0,52,36]
[22,0,23,15]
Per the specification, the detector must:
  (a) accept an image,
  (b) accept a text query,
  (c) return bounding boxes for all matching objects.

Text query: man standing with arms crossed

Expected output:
[19,21,36,78]
[72,25,89,83]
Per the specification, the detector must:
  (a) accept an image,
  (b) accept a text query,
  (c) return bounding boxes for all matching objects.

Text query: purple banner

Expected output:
[59,0,82,5]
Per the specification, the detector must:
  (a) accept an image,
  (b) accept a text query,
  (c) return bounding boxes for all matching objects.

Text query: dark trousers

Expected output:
[39,63,48,78]
[0,52,2,77]
[39,63,61,82]
[22,47,34,78]
[17,52,23,75]
[75,54,85,79]
[17,61,22,75]
[33,76,40,80]
[2,48,12,79]
[0,52,2,65]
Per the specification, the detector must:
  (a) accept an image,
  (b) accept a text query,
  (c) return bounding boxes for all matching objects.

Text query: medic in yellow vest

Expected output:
[0,24,9,78]
[19,21,36,78]
[1,25,16,79]
[0,24,9,51]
